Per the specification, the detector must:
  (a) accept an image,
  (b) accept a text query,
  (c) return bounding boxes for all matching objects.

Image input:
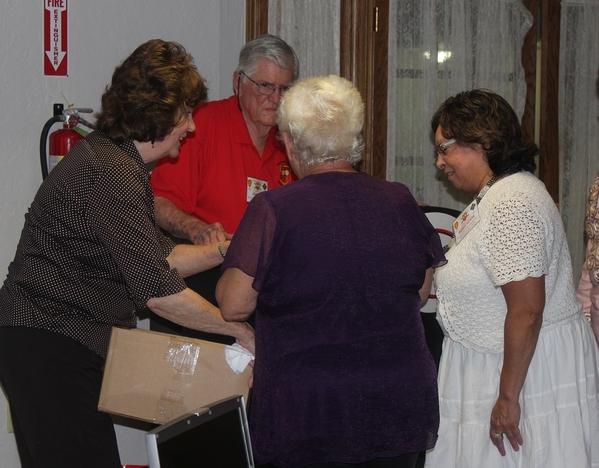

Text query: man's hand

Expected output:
[190,222,232,245]
[154,197,233,245]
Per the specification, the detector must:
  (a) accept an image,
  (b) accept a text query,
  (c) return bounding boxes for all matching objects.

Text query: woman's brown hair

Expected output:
[95,39,208,144]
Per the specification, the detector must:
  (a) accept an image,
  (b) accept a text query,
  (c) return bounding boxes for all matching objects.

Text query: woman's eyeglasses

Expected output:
[435,139,457,156]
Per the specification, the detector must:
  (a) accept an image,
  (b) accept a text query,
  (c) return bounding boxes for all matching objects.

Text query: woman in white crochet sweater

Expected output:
[425,89,599,468]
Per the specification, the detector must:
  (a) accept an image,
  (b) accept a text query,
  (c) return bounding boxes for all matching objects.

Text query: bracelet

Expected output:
[218,241,226,258]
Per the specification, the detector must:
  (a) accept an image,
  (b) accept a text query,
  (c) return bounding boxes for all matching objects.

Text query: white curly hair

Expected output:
[276,75,364,167]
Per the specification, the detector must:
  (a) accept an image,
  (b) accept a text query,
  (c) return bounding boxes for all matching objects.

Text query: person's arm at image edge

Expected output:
[577,264,599,346]
[576,265,592,316]
[588,278,599,346]
[490,275,545,456]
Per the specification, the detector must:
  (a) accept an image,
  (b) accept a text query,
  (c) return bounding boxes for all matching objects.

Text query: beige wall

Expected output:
[0,1,244,465]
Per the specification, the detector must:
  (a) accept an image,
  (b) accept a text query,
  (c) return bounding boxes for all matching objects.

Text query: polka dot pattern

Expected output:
[0,132,186,358]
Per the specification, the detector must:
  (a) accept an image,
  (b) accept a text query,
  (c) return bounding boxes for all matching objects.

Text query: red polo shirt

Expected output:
[151,96,295,234]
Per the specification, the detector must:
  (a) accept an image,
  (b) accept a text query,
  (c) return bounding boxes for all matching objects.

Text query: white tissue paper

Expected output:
[225,343,254,374]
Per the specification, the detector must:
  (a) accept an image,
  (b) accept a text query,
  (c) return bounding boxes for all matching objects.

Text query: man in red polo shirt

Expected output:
[149,34,298,342]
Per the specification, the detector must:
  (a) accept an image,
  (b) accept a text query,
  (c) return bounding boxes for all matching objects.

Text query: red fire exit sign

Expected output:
[44,0,68,76]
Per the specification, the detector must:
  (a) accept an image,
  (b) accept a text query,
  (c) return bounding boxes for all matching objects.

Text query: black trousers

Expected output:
[0,327,121,468]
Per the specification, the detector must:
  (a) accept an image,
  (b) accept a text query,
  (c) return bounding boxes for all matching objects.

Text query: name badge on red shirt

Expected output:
[247,177,268,202]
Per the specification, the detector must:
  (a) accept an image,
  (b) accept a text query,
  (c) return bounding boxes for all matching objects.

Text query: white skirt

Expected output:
[425,314,599,468]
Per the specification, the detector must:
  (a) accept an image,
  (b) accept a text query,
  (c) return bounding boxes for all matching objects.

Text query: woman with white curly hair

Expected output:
[216,75,445,468]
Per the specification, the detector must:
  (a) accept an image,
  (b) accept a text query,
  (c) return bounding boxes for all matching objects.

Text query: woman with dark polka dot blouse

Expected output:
[0,39,254,468]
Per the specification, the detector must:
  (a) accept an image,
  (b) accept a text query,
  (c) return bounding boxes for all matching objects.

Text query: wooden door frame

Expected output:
[339,1,388,178]
[246,0,268,40]
[521,0,560,202]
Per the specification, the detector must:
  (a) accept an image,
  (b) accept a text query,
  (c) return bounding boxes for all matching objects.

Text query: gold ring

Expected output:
[494,433,503,438]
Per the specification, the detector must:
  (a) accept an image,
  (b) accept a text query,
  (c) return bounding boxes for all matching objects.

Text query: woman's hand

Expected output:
[191,222,231,245]
[234,322,255,388]
[490,395,523,456]
[247,360,255,388]
[235,321,256,356]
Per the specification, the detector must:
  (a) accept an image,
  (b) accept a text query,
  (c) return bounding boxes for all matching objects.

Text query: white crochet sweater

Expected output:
[435,171,581,353]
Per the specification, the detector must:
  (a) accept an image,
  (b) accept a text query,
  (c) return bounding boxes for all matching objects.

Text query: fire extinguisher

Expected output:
[40,103,95,180]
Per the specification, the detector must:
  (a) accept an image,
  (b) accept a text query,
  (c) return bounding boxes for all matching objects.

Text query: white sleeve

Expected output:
[479,195,549,286]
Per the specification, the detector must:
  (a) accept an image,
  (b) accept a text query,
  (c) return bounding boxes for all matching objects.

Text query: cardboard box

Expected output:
[99,327,251,424]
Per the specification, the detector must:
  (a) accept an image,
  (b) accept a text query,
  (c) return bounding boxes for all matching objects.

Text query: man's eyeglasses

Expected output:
[435,139,457,156]
[240,71,291,96]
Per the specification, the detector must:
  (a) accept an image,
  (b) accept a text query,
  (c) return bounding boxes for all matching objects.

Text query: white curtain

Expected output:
[387,0,533,210]
[265,0,599,282]
[559,0,599,282]
[268,0,340,78]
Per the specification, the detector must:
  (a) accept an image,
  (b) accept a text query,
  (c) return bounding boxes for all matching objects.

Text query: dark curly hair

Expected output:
[431,89,537,174]
[95,39,208,144]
